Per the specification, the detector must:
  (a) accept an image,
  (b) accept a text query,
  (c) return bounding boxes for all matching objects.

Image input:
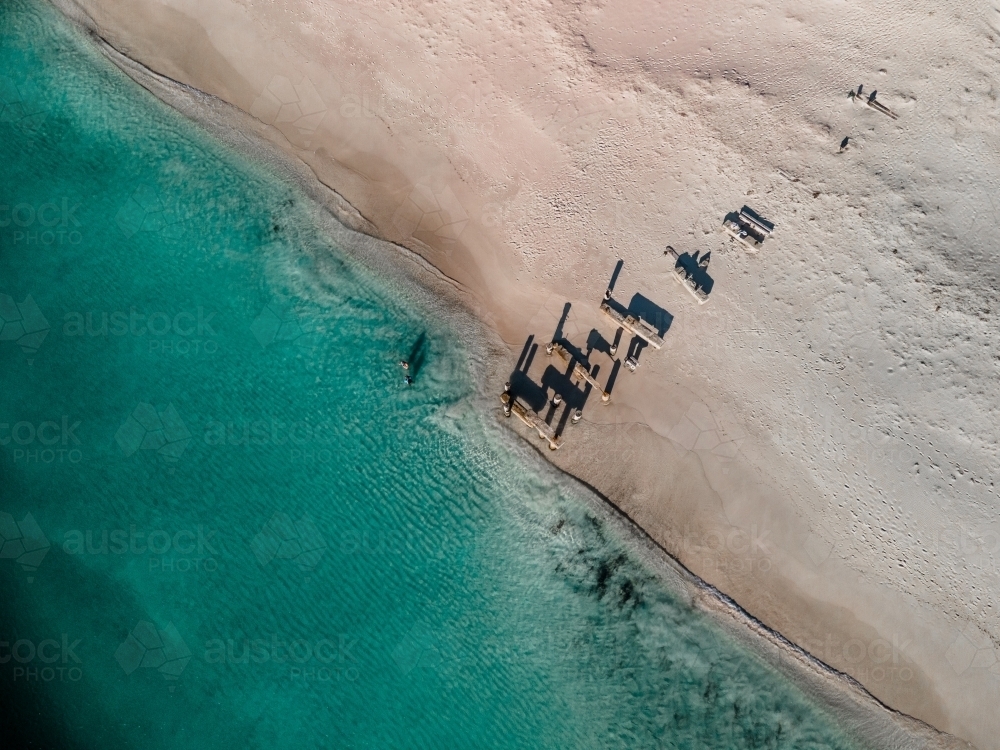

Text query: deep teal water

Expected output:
[0,1,860,748]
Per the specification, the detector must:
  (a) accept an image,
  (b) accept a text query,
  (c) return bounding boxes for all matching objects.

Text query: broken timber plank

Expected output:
[547,342,611,402]
[868,99,898,120]
[500,392,561,450]
[599,300,664,350]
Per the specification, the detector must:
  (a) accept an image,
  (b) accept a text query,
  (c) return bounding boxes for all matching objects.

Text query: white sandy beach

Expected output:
[51,0,1000,747]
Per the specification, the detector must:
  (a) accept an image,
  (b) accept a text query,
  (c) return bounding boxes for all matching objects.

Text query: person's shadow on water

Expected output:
[406,332,428,379]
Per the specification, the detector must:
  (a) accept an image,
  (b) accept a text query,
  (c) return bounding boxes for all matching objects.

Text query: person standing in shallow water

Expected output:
[400,359,412,385]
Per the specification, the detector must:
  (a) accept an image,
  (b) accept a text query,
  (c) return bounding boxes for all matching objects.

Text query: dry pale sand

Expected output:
[51,0,1000,747]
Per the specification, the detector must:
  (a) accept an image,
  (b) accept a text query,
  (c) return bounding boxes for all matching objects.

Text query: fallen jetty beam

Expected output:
[722,207,775,252]
[851,86,899,120]
[599,300,664,350]
[670,267,710,304]
[722,218,763,250]
[500,391,561,450]
[739,206,775,236]
[664,247,710,304]
[547,342,611,402]
[867,98,898,120]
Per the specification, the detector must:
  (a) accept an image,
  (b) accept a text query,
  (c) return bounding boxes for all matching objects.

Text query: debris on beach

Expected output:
[722,205,775,252]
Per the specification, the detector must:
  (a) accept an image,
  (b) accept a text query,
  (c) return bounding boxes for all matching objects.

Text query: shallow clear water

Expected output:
[0,2,859,748]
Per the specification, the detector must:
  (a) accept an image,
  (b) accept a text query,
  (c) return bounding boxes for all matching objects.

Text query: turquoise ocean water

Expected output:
[0,1,860,747]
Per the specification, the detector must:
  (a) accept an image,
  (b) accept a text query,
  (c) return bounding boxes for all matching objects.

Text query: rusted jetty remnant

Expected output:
[723,206,775,251]
[599,300,664,350]
[546,342,611,402]
[500,391,562,450]
[665,246,710,304]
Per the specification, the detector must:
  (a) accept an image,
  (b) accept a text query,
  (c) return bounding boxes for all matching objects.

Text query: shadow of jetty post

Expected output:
[626,292,673,334]
[508,335,546,412]
[502,330,577,451]
[722,206,775,252]
[546,341,610,402]
[665,246,713,304]
[404,332,428,377]
[500,262,674,446]
[501,298,627,448]
[606,258,624,298]
[500,334,567,450]
[598,260,673,373]
[551,302,571,344]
